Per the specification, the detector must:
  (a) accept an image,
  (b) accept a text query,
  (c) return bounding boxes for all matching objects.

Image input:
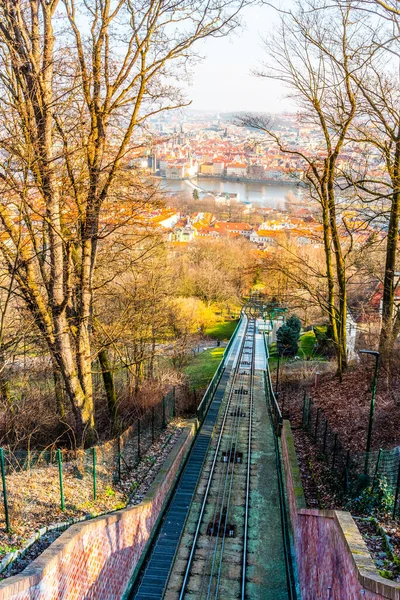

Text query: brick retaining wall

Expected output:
[0,421,196,600]
[282,420,400,600]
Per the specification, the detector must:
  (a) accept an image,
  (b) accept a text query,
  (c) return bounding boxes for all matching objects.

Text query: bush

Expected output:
[286,315,301,336]
[314,324,336,357]
[277,324,299,357]
[349,476,394,516]
[277,314,302,357]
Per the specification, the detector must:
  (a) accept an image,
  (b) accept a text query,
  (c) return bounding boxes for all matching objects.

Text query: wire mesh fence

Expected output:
[0,389,176,532]
[302,393,400,519]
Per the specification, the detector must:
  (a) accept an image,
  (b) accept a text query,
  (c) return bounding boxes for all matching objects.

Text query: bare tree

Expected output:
[240,0,372,376]
[337,2,400,363]
[0,0,249,442]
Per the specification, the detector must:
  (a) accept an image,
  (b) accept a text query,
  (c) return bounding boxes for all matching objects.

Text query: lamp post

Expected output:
[359,349,380,475]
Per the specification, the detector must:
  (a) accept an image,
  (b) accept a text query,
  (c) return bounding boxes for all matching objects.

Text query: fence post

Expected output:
[323,420,328,455]
[162,396,167,429]
[0,448,10,532]
[152,407,155,443]
[314,408,320,442]
[344,449,350,492]
[302,391,307,426]
[57,449,65,511]
[371,449,382,493]
[137,419,141,460]
[307,397,312,430]
[393,459,400,520]
[93,447,97,500]
[117,436,121,482]
[332,434,338,471]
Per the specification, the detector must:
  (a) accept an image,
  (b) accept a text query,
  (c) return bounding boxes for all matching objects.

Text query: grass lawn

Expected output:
[298,331,318,358]
[204,319,239,341]
[184,347,225,391]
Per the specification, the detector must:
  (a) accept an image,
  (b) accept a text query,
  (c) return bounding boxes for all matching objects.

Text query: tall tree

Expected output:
[0,0,248,442]
[241,0,370,376]
[343,1,400,362]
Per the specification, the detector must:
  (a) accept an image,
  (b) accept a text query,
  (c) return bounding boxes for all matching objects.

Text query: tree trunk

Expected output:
[379,183,400,361]
[328,173,348,377]
[321,193,343,374]
[0,371,12,411]
[52,363,65,419]
[53,313,95,444]
[98,348,118,429]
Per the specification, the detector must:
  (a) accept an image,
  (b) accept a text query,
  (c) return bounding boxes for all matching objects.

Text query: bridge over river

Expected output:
[127,308,299,600]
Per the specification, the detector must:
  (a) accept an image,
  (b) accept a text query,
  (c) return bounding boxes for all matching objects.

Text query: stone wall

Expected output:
[0,422,196,600]
[281,420,400,600]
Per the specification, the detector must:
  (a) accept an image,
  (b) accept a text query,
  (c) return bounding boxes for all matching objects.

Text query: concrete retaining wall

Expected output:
[0,421,196,600]
[281,420,400,600]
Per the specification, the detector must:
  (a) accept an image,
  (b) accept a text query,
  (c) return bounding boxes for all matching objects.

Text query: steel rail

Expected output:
[213,315,255,600]
[178,316,251,600]
[196,354,246,600]
[206,335,251,599]
[197,315,253,599]
[241,315,254,600]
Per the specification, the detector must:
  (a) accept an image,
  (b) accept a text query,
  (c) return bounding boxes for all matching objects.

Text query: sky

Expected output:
[182,4,295,114]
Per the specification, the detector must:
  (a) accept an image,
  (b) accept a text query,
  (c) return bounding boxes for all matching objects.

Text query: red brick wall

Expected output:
[281,421,400,600]
[0,423,195,600]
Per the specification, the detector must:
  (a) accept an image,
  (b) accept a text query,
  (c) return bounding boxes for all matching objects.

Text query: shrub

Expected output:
[349,476,394,516]
[286,315,301,336]
[314,324,336,357]
[277,314,302,357]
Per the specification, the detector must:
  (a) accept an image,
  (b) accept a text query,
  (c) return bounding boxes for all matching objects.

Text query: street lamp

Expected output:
[359,349,380,475]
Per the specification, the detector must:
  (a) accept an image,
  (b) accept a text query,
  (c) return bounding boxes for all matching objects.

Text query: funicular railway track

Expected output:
[129,313,256,600]
[177,315,255,600]
[129,305,297,600]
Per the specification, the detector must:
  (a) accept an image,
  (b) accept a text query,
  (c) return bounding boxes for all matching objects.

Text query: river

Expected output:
[160,177,304,209]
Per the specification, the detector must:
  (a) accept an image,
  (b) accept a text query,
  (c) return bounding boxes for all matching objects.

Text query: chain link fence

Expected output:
[302,394,400,519]
[0,389,176,532]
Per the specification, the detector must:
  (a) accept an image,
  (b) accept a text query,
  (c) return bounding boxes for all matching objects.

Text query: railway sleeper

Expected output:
[222,446,243,464]
[230,407,246,417]
[234,387,248,395]
[207,513,236,538]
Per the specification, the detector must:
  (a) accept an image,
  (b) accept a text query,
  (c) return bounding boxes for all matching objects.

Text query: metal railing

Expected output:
[264,326,298,598]
[263,333,283,437]
[196,315,244,423]
[303,394,400,518]
[0,389,176,532]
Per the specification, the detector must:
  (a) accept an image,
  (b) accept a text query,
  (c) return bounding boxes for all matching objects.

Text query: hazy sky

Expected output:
[182,4,294,114]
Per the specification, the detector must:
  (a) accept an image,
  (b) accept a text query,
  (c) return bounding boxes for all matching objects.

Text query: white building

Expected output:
[226,163,247,178]
[213,162,225,176]
[166,164,185,179]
